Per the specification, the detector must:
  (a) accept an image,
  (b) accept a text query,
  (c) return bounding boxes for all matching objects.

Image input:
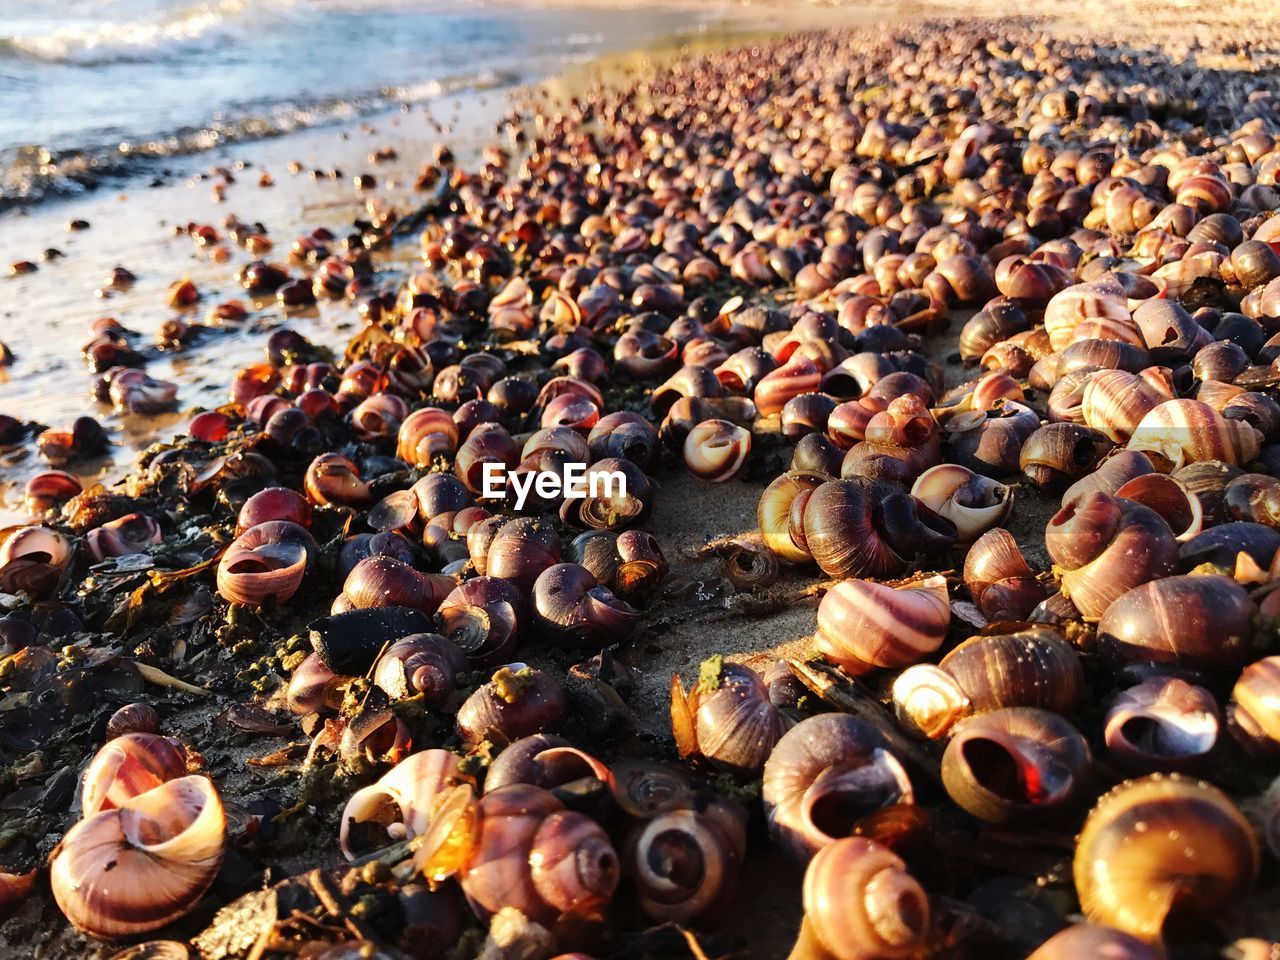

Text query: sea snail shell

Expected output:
[340,749,472,859]
[1227,656,1280,756]
[50,775,225,939]
[1074,775,1259,943]
[684,418,752,482]
[1104,677,1219,774]
[1044,492,1178,621]
[1126,398,1261,470]
[628,796,747,924]
[941,707,1092,825]
[961,528,1046,621]
[1094,574,1255,672]
[892,627,1083,739]
[1026,924,1164,960]
[910,463,1013,540]
[793,837,930,960]
[758,471,828,564]
[671,660,796,776]
[763,713,914,862]
[216,520,315,608]
[82,733,189,818]
[815,576,950,675]
[421,783,620,927]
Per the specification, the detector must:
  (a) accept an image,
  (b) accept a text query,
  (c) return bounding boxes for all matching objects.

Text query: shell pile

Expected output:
[4,13,1280,960]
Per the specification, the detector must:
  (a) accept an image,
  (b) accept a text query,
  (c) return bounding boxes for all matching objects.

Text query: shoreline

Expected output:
[0,2,744,217]
[10,0,1276,219]
[0,11,795,525]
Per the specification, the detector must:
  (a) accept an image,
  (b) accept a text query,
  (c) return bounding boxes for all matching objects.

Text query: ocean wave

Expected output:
[0,0,304,66]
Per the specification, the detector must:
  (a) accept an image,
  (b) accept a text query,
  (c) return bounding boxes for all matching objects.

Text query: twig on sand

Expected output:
[645,922,737,960]
[348,838,413,868]
[307,868,379,944]
[134,662,211,696]
[649,578,838,637]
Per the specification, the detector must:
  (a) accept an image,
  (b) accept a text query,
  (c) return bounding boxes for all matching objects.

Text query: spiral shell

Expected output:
[456,665,567,749]
[1112,473,1204,542]
[1026,925,1163,960]
[798,837,930,960]
[1074,775,1259,943]
[628,798,746,923]
[1104,678,1219,774]
[1227,656,1280,756]
[51,776,225,939]
[105,703,161,740]
[941,707,1092,825]
[303,453,373,506]
[910,463,1012,540]
[1020,423,1114,490]
[1045,493,1178,621]
[1126,399,1261,470]
[1061,450,1156,509]
[816,576,950,675]
[799,478,956,580]
[484,735,609,793]
[892,627,1083,739]
[372,634,468,703]
[82,733,188,817]
[763,713,913,861]
[339,750,471,859]
[758,471,827,563]
[1044,281,1132,352]
[670,661,795,776]
[684,419,752,482]
[1080,369,1175,444]
[961,527,1046,621]
[1095,574,1255,671]
[531,563,640,649]
[216,521,314,607]
[755,354,823,416]
[397,407,459,466]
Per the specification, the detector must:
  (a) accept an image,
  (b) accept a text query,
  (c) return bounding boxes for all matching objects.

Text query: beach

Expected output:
[3,0,1280,957]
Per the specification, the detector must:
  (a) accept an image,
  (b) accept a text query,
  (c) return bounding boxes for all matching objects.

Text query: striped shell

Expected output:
[1044,281,1132,352]
[684,419,752,482]
[339,749,471,859]
[1126,399,1261,470]
[910,463,1012,540]
[755,355,822,417]
[815,576,950,675]
[762,714,913,861]
[50,776,225,939]
[1045,493,1179,621]
[801,838,930,960]
[1080,368,1174,443]
[893,627,1084,739]
[82,733,188,818]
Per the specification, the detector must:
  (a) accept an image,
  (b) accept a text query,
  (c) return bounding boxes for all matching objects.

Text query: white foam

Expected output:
[5,0,302,65]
